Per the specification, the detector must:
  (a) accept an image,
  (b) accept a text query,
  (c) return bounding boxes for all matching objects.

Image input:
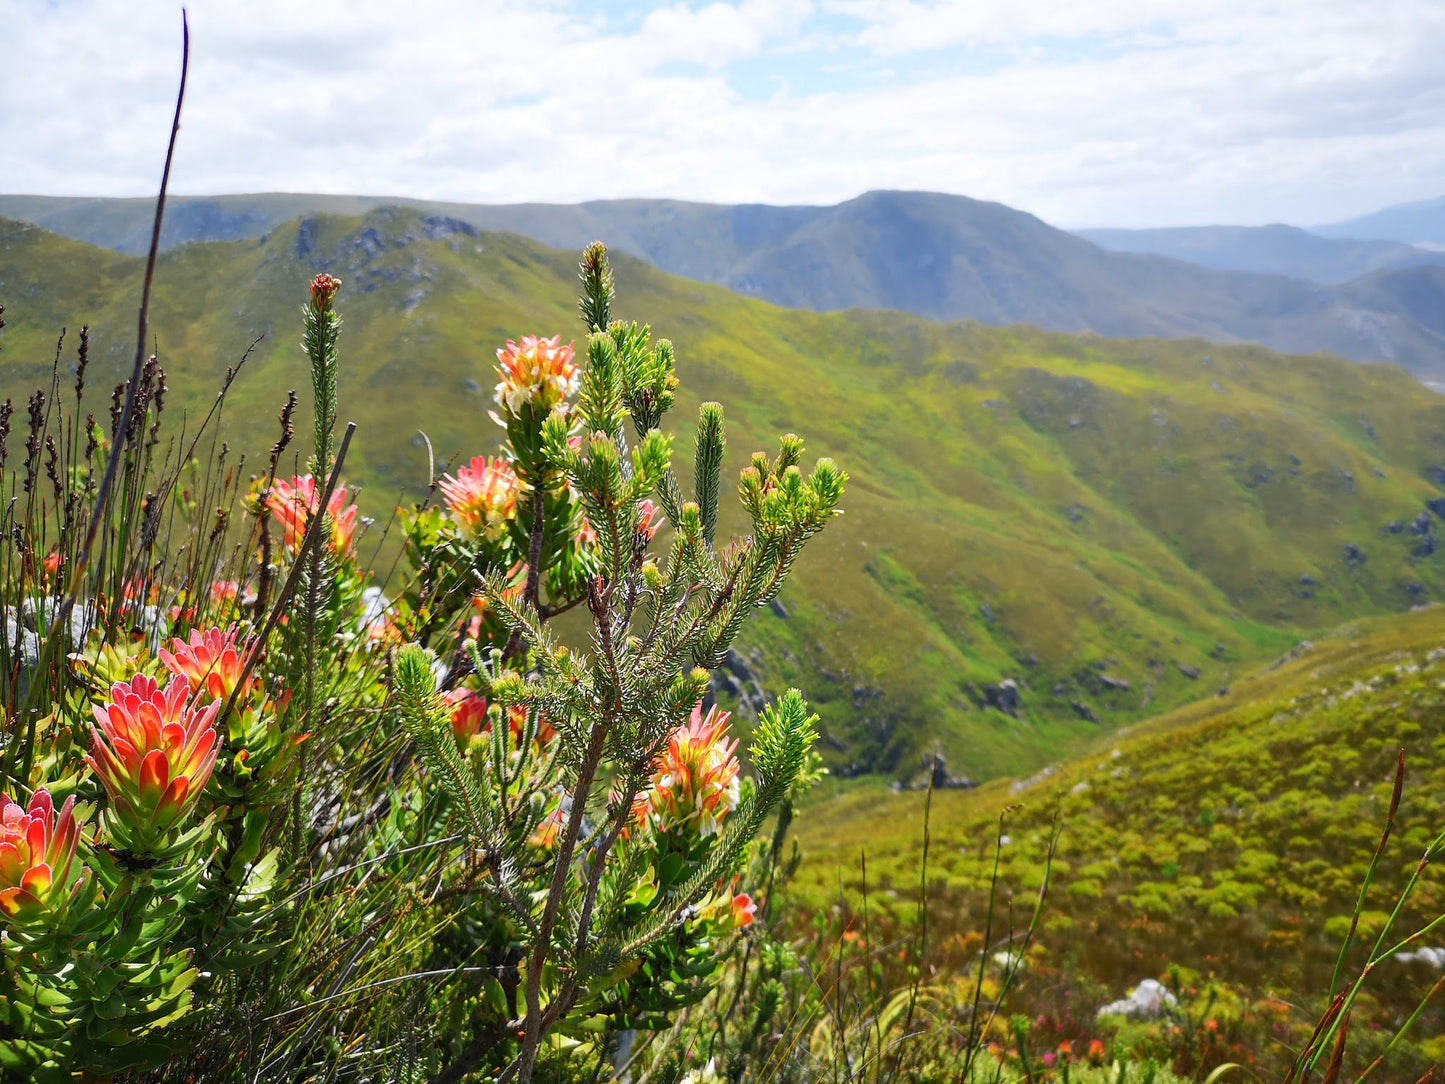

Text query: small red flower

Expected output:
[529,807,565,850]
[309,273,341,312]
[636,499,663,542]
[730,893,757,929]
[444,689,489,743]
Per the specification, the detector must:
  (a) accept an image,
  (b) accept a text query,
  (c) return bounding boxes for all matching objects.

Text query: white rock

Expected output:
[1397,946,1445,968]
[1096,978,1176,1019]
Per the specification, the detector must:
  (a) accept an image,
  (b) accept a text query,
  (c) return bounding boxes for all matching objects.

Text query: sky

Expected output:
[3,0,1444,229]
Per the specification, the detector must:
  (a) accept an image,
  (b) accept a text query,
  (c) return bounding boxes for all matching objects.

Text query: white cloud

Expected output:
[1,0,1443,227]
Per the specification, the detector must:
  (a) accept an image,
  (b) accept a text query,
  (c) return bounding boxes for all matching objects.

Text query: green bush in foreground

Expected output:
[0,241,847,1081]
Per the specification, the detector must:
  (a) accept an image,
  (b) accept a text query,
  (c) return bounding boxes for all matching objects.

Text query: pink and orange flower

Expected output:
[0,789,80,924]
[439,456,519,540]
[160,625,253,704]
[528,806,565,850]
[265,474,358,556]
[494,335,579,414]
[730,893,757,929]
[505,705,557,748]
[636,499,663,542]
[210,579,240,605]
[646,703,740,837]
[444,688,489,743]
[87,673,220,843]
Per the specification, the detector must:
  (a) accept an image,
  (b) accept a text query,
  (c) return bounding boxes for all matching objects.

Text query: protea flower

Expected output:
[0,789,80,924]
[646,704,740,837]
[494,335,579,414]
[87,673,220,844]
[265,474,358,556]
[444,688,489,743]
[439,456,519,540]
[160,625,253,704]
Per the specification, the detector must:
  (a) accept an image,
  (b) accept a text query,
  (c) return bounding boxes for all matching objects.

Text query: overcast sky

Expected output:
[4,0,1444,229]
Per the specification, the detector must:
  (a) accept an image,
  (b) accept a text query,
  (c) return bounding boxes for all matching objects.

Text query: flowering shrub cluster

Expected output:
[0,241,843,1082]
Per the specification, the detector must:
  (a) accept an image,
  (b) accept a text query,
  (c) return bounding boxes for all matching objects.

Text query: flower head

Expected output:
[529,806,565,850]
[647,703,740,837]
[444,688,489,743]
[1086,1040,1107,1066]
[730,893,757,929]
[439,456,519,540]
[160,625,253,704]
[505,705,557,748]
[266,475,358,556]
[210,580,240,605]
[87,673,220,844]
[636,499,663,542]
[309,273,341,312]
[494,335,579,414]
[0,789,80,924]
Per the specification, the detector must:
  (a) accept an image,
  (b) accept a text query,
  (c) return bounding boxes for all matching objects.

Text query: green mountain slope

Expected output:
[5,207,1445,780]
[793,604,1445,1073]
[7,191,1445,378]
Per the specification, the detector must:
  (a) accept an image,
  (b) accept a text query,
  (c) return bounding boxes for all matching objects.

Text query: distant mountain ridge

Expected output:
[6,190,1445,380]
[1315,194,1445,246]
[1075,223,1445,284]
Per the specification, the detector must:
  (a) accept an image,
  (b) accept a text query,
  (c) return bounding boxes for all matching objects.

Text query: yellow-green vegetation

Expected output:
[6,207,1445,780]
[792,604,1445,1077]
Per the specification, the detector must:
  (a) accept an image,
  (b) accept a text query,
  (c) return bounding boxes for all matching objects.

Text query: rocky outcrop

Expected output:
[895,752,976,792]
[1408,513,1436,557]
[984,679,1023,717]
[710,647,769,717]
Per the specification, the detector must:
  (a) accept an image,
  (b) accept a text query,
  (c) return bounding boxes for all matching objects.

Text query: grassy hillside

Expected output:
[791,604,1445,1075]
[6,208,1445,781]
[8,191,1445,378]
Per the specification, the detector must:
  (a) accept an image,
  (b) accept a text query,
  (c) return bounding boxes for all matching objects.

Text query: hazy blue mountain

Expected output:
[1075,223,1445,284]
[6,190,1445,378]
[1314,195,1445,246]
